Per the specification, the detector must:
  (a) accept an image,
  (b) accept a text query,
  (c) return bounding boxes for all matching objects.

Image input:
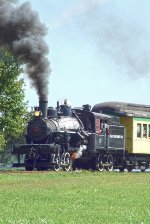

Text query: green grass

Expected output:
[0,171,150,224]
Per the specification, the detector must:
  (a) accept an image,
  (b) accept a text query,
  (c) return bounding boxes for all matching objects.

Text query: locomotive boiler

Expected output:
[12,100,126,171]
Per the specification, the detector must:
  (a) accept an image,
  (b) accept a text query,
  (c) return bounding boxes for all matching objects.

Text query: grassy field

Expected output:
[0,171,150,224]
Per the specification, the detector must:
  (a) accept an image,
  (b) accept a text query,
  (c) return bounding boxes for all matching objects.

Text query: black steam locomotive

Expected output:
[12,100,125,171]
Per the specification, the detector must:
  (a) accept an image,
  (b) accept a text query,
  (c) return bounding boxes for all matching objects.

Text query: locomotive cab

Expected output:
[72,106,125,170]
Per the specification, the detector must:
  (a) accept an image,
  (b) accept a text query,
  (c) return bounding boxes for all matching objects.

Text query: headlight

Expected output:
[34,111,40,117]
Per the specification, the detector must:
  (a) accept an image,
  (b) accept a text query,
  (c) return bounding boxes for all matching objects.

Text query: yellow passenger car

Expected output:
[120,116,150,154]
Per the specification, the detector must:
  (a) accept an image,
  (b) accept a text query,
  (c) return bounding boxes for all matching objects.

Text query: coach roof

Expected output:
[92,101,150,118]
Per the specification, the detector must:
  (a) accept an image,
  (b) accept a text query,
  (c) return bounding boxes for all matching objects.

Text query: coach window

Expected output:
[137,123,141,138]
[143,124,147,138]
[148,125,150,138]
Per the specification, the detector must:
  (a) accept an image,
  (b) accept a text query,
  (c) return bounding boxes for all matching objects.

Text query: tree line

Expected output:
[0,49,30,163]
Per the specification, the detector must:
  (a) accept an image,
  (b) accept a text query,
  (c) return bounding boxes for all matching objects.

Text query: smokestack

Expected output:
[0,0,51,101]
[39,101,48,119]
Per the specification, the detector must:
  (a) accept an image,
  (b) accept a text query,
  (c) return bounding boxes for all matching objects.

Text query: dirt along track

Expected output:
[0,169,55,174]
[0,167,150,174]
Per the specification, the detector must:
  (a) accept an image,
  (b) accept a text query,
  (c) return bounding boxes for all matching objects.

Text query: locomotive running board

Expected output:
[12,144,60,154]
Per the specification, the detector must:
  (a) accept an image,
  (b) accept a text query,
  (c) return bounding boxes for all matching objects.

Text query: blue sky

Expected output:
[18,0,150,108]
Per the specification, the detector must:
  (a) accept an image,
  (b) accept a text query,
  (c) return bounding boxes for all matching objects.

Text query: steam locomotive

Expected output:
[12,100,125,171]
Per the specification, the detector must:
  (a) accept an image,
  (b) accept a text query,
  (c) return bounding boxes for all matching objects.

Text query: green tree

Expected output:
[0,49,28,152]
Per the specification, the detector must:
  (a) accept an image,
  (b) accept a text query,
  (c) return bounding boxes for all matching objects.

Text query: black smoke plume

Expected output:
[0,0,50,101]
